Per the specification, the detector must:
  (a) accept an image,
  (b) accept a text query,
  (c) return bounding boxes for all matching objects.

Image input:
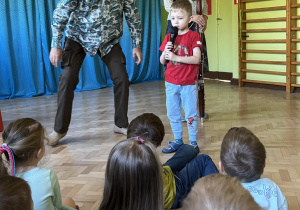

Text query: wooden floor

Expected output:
[1,80,300,209]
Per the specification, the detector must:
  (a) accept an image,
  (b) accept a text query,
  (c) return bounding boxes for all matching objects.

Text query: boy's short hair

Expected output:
[181,174,260,210]
[127,113,165,147]
[171,0,192,17]
[220,127,266,182]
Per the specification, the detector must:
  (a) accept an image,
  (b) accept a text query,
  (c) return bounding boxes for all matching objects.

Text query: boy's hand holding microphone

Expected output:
[165,26,178,62]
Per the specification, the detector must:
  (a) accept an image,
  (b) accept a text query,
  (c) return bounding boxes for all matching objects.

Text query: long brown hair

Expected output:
[99,138,164,210]
[0,175,32,210]
[0,118,45,175]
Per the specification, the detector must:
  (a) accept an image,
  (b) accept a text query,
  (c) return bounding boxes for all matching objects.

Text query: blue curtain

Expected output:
[0,0,162,99]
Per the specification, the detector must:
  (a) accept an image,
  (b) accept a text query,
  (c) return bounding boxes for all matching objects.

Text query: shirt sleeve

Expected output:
[191,0,208,17]
[202,0,208,16]
[191,1,196,16]
[163,0,173,13]
[276,185,289,210]
[159,34,170,52]
[191,32,202,51]
[123,0,142,49]
[50,170,63,210]
[50,171,77,210]
[51,0,79,49]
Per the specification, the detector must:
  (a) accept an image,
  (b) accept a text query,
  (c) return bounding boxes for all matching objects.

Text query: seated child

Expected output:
[180,173,260,210]
[127,113,219,209]
[0,175,33,210]
[0,118,79,210]
[219,127,289,210]
[99,138,164,210]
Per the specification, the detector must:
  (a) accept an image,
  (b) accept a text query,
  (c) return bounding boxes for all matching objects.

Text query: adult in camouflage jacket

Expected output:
[48,0,143,145]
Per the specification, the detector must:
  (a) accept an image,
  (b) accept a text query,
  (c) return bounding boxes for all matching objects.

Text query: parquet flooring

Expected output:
[1,80,300,209]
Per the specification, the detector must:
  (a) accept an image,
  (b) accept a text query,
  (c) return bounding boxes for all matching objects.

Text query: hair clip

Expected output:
[0,143,7,153]
[136,136,145,144]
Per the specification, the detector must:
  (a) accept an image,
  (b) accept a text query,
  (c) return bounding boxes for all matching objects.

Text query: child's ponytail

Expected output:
[0,144,15,176]
[1,118,45,175]
[0,149,9,175]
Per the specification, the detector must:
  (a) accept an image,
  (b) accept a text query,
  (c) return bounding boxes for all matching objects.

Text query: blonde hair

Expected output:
[0,118,45,175]
[181,174,260,210]
[171,0,192,17]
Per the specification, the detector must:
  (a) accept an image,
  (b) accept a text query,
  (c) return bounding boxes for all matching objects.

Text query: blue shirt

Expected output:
[242,178,289,210]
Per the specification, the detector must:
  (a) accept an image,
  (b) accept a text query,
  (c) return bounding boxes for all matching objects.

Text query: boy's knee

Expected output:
[187,116,198,124]
[188,117,194,124]
[196,154,212,161]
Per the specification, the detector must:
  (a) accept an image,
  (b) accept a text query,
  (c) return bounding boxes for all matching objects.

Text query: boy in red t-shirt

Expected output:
[159,0,202,153]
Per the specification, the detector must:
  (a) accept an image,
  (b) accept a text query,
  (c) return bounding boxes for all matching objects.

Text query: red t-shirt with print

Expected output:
[159,30,202,85]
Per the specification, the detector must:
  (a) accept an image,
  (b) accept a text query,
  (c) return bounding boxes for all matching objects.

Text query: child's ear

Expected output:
[189,16,193,23]
[36,148,43,159]
[219,161,225,173]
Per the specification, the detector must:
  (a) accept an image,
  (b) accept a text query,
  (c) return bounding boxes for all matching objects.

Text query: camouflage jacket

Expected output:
[51,0,142,57]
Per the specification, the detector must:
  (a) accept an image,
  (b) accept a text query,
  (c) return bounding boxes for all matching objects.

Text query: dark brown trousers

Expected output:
[54,38,129,133]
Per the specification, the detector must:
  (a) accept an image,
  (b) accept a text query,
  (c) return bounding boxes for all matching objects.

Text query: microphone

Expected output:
[170,26,178,51]
[166,26,178,63]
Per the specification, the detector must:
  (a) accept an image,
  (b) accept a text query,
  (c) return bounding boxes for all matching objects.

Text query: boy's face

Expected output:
[170,9,191,32]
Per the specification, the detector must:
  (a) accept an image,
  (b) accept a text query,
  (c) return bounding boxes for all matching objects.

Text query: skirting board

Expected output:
[230,79,300,93]
[204,71,232,81]
[204,72,300,93]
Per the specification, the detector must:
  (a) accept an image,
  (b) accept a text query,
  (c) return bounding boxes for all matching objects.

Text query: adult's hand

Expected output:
[191,15,207,32]
[49,47,63,67]
[132,48,143,65]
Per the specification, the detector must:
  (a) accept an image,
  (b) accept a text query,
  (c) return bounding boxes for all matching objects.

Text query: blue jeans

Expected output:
[163,145,219,209]
[165,81,198,142]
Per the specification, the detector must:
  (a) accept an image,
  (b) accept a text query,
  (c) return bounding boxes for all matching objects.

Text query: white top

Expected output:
[164,0,208,20]
[242,178,289,210]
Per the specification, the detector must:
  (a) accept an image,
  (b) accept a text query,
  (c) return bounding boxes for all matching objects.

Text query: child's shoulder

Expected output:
[32,167,54,174]
[256,177,278,185]
[185,30,200,36]
[182,30,201,40]
[188,30,199,35]
[36,167,55,174]
[16,167,56,178]
[243,177,280,188]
